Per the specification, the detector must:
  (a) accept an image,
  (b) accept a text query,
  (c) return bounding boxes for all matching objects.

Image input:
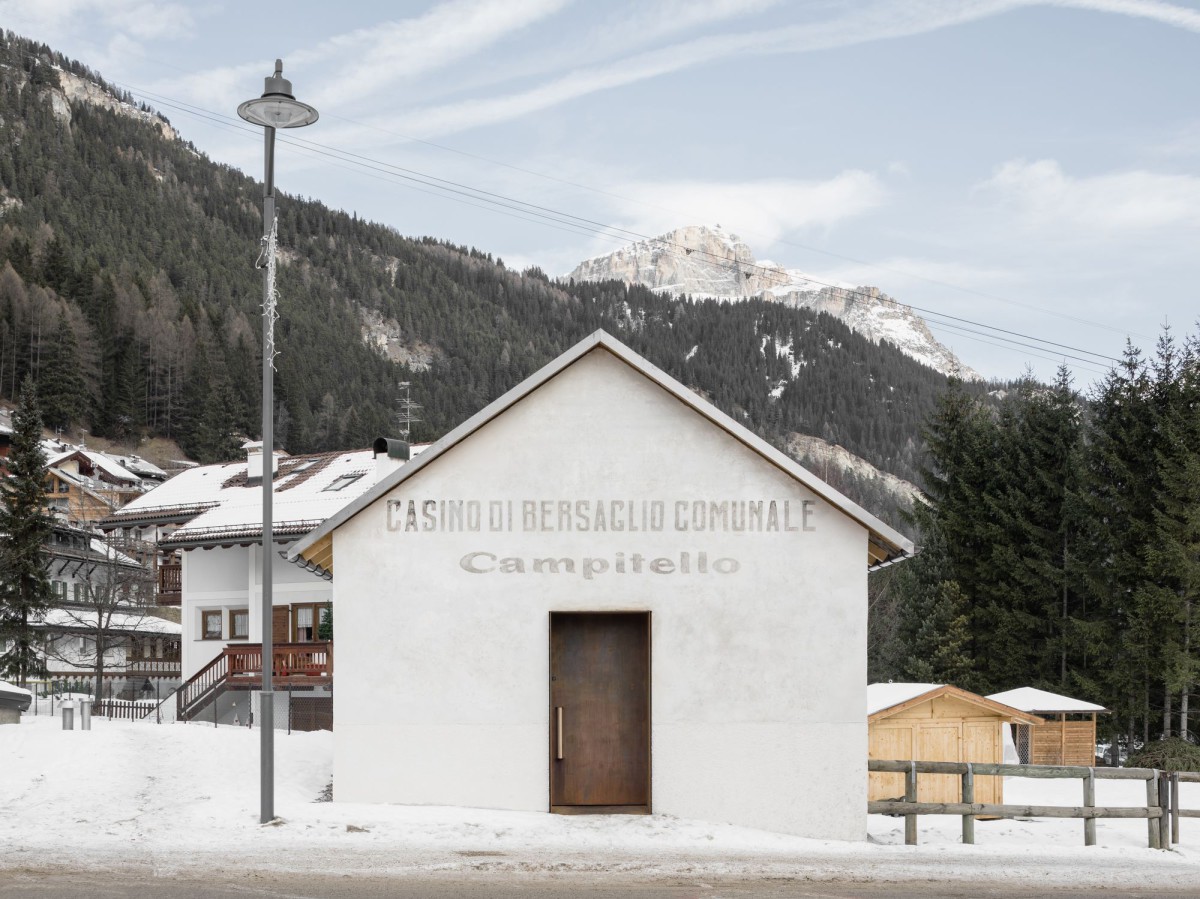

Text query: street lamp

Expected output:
[238,60,318,825]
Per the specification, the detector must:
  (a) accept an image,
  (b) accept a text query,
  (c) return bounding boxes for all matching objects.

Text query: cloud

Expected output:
[593,0,785,46]
[1043,0,1200,32]
[817,257,1018,291]
[144,0,568,121]
[975,159,1200,233]
[374,0,1200,140]
[608,171,888,242]
[297,0,571,111]
[0,0,196,41]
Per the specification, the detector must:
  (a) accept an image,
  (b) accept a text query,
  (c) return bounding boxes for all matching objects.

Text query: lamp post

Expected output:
[238,60,318,825]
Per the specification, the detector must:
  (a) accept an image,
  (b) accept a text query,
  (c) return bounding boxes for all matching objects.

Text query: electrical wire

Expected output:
[93,77,1129,374]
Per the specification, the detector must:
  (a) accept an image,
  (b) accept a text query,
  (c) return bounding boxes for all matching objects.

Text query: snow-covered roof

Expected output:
[868,683,1043,724]
[46,447,143,486]
[0,679,31,698]
[987,687,1109,715]
[39,609,181,635]
[106,453,168,480]
[104,446,425,547]
[867,683,942,715]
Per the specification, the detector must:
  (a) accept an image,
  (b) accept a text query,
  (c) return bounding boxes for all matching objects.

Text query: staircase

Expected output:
[176,642,333,722]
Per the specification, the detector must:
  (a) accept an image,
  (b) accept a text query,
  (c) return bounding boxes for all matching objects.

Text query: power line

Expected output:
[113,80,1126,373]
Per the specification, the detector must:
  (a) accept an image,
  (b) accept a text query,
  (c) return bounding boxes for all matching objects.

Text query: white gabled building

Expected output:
[290,330,912,839]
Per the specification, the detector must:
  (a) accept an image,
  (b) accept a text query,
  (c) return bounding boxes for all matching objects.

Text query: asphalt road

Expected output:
[1,871,1196,899]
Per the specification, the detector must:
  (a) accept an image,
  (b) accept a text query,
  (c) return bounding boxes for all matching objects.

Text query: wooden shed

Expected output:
[988,687,1108,767]
[868,683,1042,805]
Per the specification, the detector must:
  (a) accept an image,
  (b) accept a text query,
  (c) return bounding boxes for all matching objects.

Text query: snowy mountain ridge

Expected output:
[568,225,979,380]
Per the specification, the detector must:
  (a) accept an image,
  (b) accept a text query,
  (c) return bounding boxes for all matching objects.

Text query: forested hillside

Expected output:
[0,33,995,530]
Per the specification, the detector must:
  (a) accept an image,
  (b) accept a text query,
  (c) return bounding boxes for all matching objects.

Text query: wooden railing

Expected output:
[177,642,332,722]
[225,641,333,683]
[156,560,182,604]
[868,759,1192,849]
[176,648,230,721]
[126,658,181,674]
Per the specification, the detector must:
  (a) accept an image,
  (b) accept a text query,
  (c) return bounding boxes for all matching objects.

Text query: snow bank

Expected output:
[1,715,1199,888]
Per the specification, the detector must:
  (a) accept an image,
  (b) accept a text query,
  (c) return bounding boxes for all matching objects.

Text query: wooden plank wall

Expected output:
[1030,717,1096,766]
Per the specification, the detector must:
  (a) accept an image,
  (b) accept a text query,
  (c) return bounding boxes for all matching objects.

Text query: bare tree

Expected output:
[41,528,155,699]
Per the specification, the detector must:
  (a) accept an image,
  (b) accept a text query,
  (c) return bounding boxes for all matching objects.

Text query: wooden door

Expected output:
[272,605,289,642]
[868,724,913,801]
[917,723,961,803]
[550,613,650,812]
[962,720,1003,804]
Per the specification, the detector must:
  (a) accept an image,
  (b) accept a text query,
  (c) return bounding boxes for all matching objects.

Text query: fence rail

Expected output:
[868,759,1198,849]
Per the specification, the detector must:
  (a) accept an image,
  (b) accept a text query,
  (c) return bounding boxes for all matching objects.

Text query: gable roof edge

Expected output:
[289,330,913,566]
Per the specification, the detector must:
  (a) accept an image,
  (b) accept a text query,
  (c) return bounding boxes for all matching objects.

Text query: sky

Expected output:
[1,0,1198,383]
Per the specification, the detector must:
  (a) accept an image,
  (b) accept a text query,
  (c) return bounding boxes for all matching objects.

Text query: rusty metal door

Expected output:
[550,613,650,811]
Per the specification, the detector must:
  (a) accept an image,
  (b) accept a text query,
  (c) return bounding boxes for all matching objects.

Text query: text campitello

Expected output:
[459,550,740,578]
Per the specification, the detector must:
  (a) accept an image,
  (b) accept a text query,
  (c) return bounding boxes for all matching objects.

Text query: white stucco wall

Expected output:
[181,543,331,681]
[330,349,869,839]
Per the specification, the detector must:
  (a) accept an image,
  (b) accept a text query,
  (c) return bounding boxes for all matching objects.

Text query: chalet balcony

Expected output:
[177,641,333,723]
[156,559,182,605]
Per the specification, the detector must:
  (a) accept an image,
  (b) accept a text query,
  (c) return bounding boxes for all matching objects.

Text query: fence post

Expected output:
[156,681,161,725]
[1083,768,1096,847]
[1146,771,1161,850]
[287,682,292,736]
[905,760,918,846]
[961,763,974,845]
[1171,773,1180,845]
[1159,773,1171,850]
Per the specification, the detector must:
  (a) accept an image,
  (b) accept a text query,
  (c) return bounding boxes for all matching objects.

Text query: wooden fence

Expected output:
[869,759,1199,849]
[91,698,157,721]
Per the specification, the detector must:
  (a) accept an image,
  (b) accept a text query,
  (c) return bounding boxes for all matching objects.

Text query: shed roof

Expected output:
[867,682,942,715]
[867,683,1042,725]
[987,687,1109,715]
[290,330,914,574]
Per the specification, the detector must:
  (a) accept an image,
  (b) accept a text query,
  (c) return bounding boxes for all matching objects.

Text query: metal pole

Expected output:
[260,123,277,825]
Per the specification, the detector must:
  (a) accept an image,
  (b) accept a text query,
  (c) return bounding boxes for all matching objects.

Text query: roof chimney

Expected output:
[244,440,278,482]
[372,436,410,483]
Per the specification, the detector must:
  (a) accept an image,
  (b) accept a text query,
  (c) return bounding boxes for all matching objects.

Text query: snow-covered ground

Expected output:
[3,713,1200,890]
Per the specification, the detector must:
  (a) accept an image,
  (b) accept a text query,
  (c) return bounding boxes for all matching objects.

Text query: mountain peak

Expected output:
[568,226,979,380]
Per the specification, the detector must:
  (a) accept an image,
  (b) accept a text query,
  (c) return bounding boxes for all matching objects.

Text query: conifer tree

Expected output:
[912,375,998,676]
[0,378,54,686]
[38,311,87,431]
[894,521,977,689]
[1145,336,1200,739]
[1076,342,1158,744]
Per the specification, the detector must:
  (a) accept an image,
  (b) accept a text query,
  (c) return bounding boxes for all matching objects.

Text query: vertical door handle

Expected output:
[556,706,564,760]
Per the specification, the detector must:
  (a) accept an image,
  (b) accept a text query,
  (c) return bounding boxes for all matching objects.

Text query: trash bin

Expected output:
[79,698,92,730]
[61,700,75,730]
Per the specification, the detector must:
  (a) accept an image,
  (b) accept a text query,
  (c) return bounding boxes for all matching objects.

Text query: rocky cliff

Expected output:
[569,225,979,380]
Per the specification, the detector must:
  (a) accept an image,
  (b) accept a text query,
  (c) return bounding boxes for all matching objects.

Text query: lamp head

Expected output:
[238,59,318,129]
